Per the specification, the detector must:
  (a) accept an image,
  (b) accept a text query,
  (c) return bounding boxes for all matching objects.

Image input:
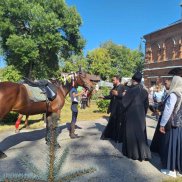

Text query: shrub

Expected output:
[96,99,110,113]
[1,112,18,124]
[96,87,110,113]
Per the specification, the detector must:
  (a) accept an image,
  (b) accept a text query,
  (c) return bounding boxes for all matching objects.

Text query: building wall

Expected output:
[143,21,182,87]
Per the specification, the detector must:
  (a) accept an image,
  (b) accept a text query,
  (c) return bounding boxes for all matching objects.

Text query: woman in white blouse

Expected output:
[159,76,182,178]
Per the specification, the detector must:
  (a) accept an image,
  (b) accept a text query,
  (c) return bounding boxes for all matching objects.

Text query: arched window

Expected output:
[165,38,175,60]
[151,42,161,63]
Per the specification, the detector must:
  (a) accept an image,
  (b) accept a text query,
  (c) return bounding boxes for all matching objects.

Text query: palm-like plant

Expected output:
[0,114,96,182]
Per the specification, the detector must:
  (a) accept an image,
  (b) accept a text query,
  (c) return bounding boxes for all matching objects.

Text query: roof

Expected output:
[86,74,101,81]
[98,81,113,88]
[143,19,182,38]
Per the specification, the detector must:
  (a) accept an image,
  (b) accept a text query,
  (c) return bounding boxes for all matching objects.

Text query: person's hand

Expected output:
[112,90,118,96]
[79,90,85,96]
[98,96,104,99]
[159,126,165,134]
[122,90,126,96]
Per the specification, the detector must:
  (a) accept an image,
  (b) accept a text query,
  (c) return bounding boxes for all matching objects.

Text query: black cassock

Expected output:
[101,84,125,142]
[121,84,151,161]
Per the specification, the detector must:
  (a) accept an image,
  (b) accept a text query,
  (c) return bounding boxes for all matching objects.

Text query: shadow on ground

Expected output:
[0,125,67,152]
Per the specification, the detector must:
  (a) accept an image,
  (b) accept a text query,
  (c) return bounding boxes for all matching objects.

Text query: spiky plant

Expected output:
[0,113,96,182]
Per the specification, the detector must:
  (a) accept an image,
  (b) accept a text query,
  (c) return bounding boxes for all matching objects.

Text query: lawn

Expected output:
[164,178,182,182]
[0,100,108,132]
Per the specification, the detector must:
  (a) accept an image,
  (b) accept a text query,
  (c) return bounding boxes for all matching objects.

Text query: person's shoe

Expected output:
[69,132,79,139]
[75,125,82,129]
[161,169,176,178]
[176,171,182,177]
[69,123,80,139]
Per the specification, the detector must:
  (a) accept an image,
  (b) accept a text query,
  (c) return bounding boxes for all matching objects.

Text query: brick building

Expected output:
[143,19,182,87]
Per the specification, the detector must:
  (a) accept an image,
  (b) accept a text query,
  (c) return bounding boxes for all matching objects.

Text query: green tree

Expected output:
[61,54,89,73]
[1,65,22,82]
[87,48,117,80]
[133,42,145,72]
[101,41,135,77]
[0,0,85,79]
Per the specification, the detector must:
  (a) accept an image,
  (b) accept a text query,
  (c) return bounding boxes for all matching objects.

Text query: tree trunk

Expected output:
[28,61,33,80]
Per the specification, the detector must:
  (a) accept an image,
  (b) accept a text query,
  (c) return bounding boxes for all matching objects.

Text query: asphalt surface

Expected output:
[0,116,177,182]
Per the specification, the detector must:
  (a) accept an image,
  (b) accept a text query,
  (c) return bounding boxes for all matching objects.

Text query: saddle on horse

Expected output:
[23,78,57,102]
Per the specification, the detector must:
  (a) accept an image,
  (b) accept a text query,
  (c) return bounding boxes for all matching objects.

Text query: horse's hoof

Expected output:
[15,129,20,133]
[0,151,7,159]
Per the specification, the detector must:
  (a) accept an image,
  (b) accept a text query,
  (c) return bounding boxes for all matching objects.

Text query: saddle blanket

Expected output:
[23,84,47,102]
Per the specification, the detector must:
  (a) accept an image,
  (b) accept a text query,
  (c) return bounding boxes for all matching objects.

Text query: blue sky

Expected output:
[0,0,181,67]
[66,0,182,52]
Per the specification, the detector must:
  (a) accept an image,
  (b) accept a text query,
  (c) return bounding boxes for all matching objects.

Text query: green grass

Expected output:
[163,178,182,182]
[0,100,108,132]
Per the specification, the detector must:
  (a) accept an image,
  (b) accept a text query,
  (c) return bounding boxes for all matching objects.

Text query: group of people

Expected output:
[100,72,151,161]
[148,83,167,119]
[13,71,182,178]
[100,72,182,178]
[150,76,182,177]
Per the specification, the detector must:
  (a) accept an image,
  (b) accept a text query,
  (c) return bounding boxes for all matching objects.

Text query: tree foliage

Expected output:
[0,0,85,79]
[1,65,22,82]
[62,41,144,80]
[86,48,116,80]
[101,41,144,77]
[61,54,89,73]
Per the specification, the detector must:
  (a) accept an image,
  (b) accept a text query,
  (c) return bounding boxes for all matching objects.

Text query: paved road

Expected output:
[0,116,174,181]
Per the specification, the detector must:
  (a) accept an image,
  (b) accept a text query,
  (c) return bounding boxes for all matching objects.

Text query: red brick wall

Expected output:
[143,21,182,87]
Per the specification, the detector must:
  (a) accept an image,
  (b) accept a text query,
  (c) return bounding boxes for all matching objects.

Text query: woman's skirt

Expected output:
[160,127,182,173]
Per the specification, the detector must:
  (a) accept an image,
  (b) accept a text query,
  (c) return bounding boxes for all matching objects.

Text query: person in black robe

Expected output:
[100,75,125,142]
[118,72,151,161]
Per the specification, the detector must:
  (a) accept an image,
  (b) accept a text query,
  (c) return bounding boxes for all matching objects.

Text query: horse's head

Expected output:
[74,69,95,92]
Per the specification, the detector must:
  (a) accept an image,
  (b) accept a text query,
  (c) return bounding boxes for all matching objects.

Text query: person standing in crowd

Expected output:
[69,81,84,139]
[158,76,182,178]
[119,71,151,161]
[153,85,166,119]
[100,75,125,143]
[80,88,88,109]
[150,78,172,154]
[148,87,155,114]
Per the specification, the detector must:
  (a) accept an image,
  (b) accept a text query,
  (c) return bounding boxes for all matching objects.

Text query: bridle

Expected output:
[73,72,93,92]
[55,72,93,92]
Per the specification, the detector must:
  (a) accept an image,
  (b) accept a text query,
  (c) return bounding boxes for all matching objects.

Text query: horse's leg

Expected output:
[25,115,30,129]
[45,112,61,149]
[15,114,23,133]
[45,113,51,143]
[43,113,46,127]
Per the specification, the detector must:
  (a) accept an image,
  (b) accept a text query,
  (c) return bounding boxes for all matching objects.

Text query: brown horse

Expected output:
[0,71,94,158]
